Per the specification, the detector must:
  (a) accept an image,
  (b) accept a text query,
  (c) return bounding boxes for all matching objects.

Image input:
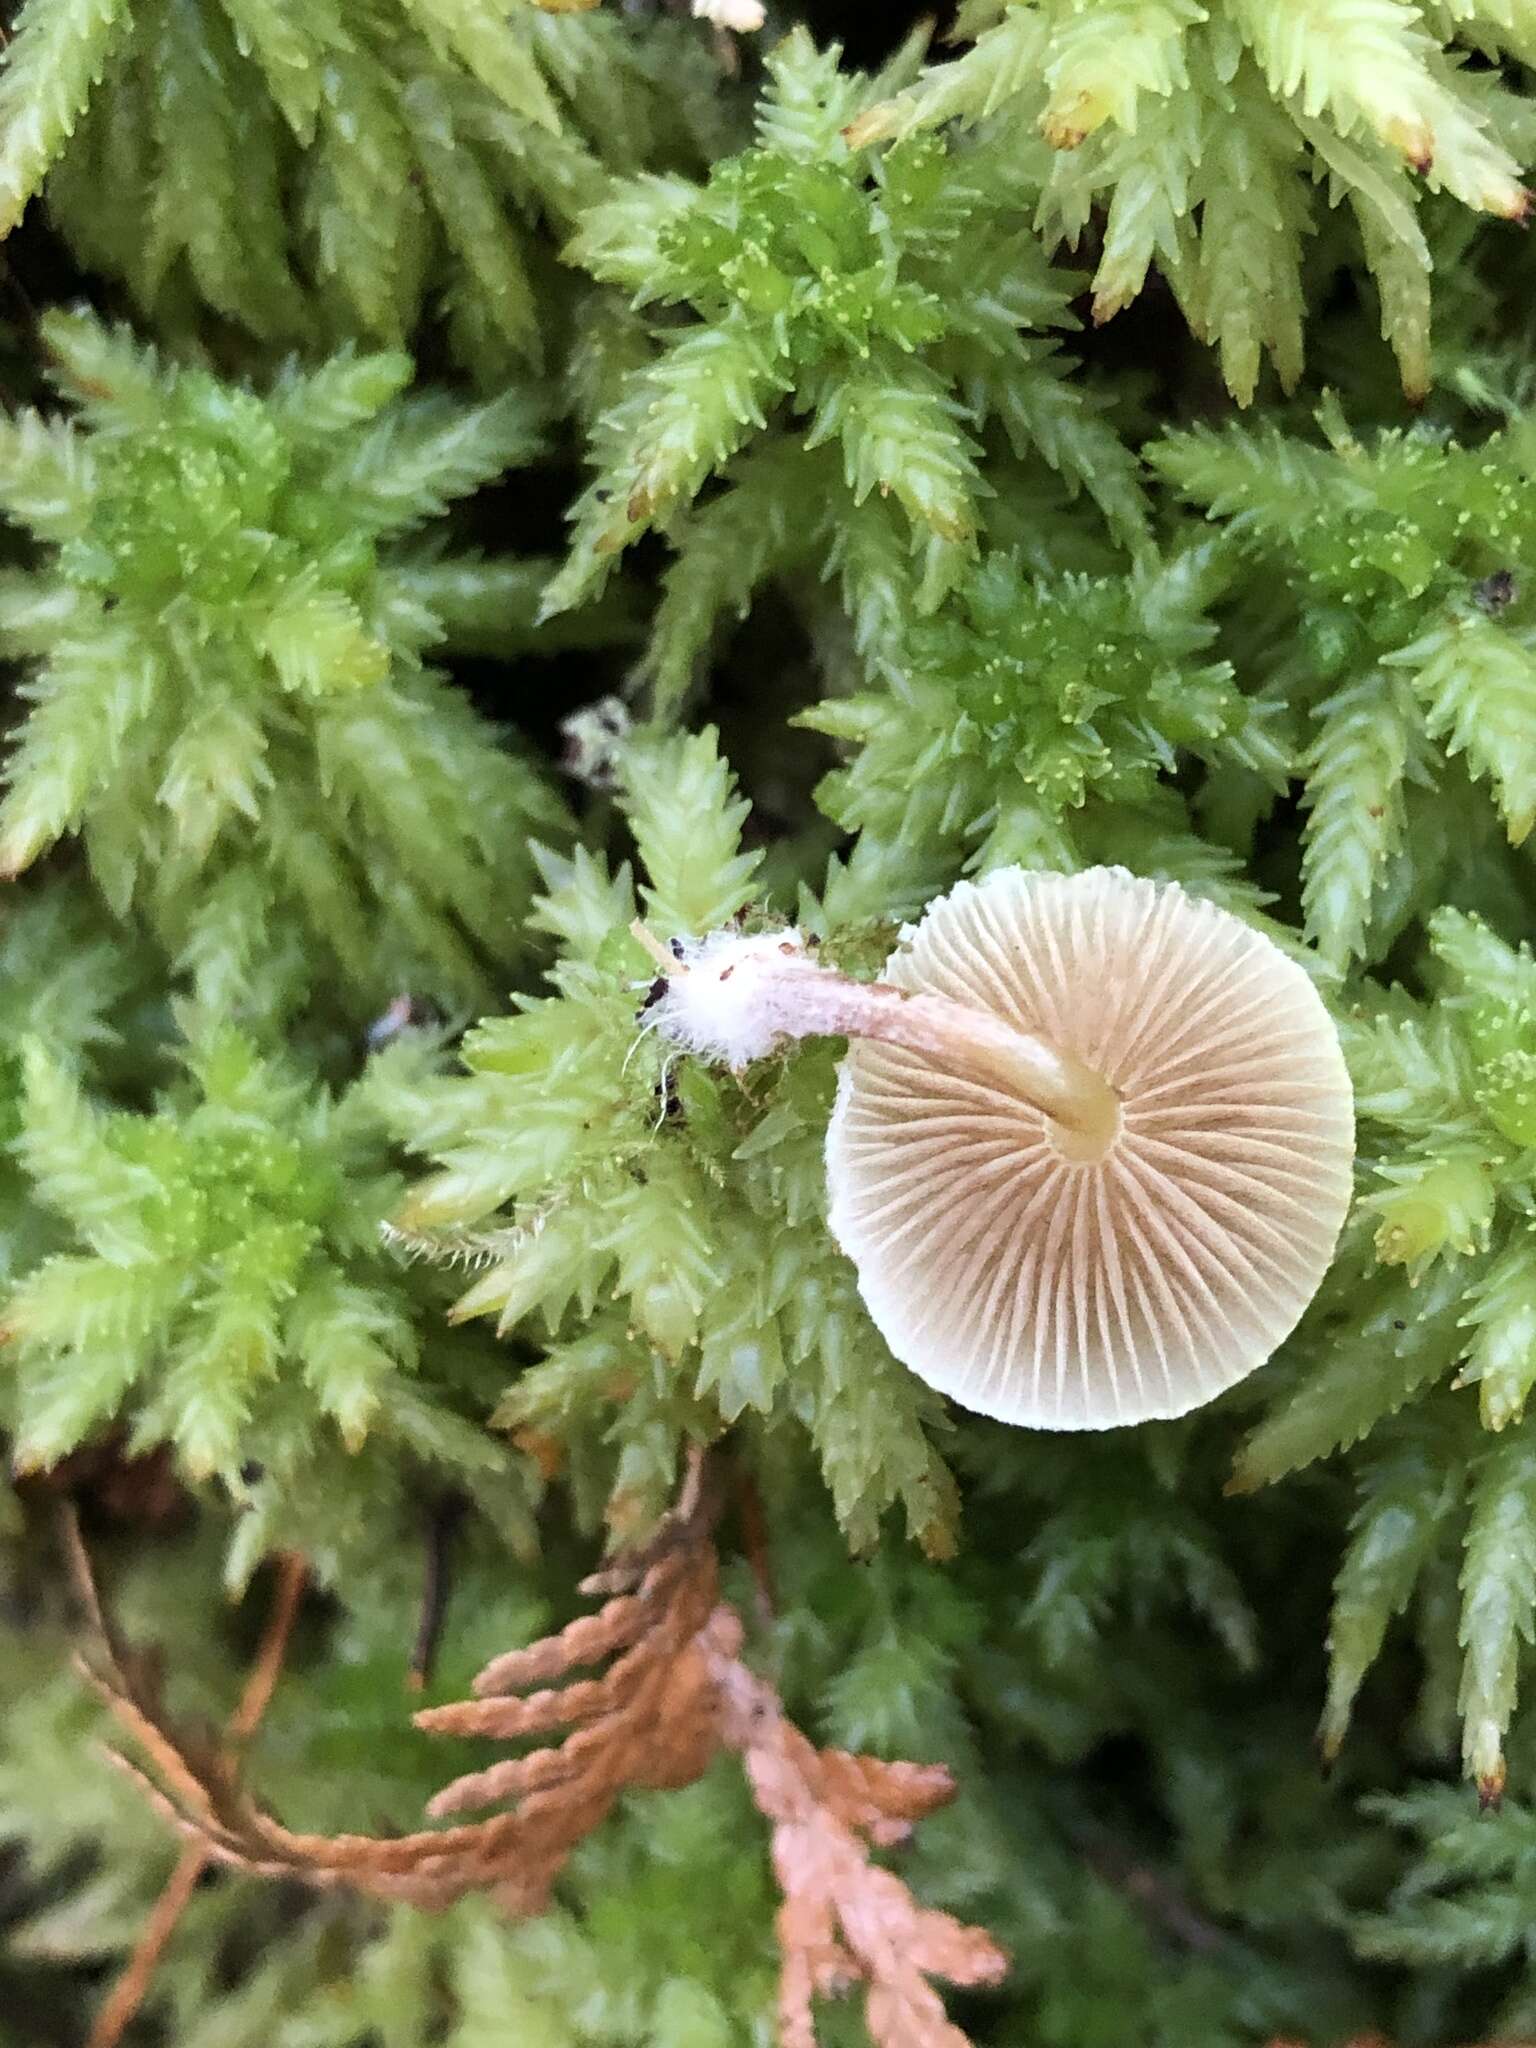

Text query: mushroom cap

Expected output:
[824,866,1354,1430]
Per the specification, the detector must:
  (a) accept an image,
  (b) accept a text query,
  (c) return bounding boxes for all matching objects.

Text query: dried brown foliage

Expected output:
[63,1522,309,2048]
[702,1603,1007,2048]
[81,1452,1007,2048]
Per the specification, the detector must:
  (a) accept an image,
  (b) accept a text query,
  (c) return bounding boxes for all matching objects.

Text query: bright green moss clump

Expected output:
[0,312,565,1017]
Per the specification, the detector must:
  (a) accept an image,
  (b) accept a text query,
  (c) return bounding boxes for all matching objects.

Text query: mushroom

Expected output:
[636,865,1355,1430]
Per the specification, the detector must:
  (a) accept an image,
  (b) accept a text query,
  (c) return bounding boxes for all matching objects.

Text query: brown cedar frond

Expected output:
[90,1450,1007,2047]
[86,1448,723,1914]
[701,1605,1008,2048]
[413,1452,723,1852]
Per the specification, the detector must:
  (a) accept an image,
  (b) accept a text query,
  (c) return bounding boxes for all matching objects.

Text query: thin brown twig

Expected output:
[86,1549,308,2048]
[84,1844,206,2048]
[57,1500,108,1640]
[408,1497,462,1695]
[1070,1819,1226,1958]
[228,1553,308,1740]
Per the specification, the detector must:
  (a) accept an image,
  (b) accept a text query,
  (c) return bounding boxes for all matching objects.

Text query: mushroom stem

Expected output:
[631,920,683,975]
[769,967,1120,1146]
[634,921,1120,1147]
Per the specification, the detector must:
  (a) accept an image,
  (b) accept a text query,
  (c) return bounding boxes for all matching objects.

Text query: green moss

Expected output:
[6,5,1536,2044]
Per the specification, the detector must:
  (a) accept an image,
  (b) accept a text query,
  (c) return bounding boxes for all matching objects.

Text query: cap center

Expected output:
[1046,1089,1122,1166]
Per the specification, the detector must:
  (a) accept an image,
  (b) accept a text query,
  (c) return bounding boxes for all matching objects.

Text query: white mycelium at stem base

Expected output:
[638,866,1355,1431]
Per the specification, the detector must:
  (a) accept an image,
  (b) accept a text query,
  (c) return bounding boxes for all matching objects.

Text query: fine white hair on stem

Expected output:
[622,1017,655,1077]
[650,1050,679,1131]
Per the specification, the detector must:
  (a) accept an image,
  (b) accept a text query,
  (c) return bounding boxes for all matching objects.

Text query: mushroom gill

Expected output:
[823,865,1355,1429]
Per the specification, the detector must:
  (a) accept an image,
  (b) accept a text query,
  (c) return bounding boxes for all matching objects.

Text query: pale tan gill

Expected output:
[824,866,1355,1429]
